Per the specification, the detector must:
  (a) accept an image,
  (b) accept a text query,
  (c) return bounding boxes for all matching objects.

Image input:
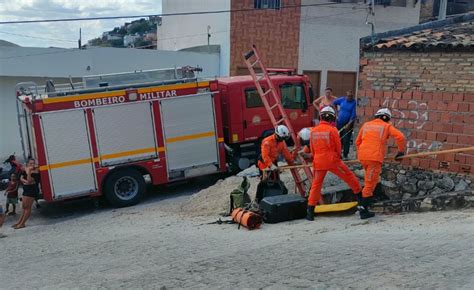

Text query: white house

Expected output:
[0,44,220,158]
[157,0,231,76]
[298,0,422,96]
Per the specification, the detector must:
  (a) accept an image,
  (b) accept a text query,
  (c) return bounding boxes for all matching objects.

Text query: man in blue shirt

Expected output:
[333,90,357,159]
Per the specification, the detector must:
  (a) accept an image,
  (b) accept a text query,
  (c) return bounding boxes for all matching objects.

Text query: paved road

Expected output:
[1,183,473,289]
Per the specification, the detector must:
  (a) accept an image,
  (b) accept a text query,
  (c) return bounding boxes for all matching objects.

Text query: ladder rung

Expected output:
[276,118,286,124]
[296,178,309,184]
[263,89,272,96]
[256,75,265,82]
[244,50,255,60]
[269,103,279,110]
[251,59,260,67]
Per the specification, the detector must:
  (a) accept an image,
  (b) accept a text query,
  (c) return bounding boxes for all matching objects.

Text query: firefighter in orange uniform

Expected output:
[305,107,362,221]
[257,125,294,176]
[356,108,406,219]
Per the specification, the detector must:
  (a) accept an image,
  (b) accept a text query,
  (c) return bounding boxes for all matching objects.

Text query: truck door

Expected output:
[40,110,97,199]
[241,86,273,141]
[280,82,311,133]
[160,93,220,176]
[93,102,158,166]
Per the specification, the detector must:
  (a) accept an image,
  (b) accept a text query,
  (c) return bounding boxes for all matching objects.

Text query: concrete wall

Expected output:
[0,47,220,158]
[157,0,231,76]
[0,47,220,78]
[358,50,474,174]
[230,0,301,76]
[0,76,80,160]
[298,0,421,95]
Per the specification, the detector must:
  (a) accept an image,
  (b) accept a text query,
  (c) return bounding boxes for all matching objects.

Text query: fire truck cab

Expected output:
[218,69,315,171]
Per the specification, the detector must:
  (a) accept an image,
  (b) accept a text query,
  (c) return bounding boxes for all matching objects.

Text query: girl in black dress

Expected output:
[14,158,40,229]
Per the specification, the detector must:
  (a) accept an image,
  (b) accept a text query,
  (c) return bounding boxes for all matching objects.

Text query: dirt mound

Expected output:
[181,175,260,217]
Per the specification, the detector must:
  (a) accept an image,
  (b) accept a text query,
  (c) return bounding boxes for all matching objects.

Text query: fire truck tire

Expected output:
[104,169,146,207]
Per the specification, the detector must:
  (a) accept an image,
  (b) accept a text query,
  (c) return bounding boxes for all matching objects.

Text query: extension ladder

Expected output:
[243,45,313,197]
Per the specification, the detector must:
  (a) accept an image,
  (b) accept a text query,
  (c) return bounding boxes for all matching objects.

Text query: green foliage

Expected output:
[128,19,154,35]
[88,17,159,48]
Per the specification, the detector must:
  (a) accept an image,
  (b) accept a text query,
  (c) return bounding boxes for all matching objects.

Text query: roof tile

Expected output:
[365,21,474,50]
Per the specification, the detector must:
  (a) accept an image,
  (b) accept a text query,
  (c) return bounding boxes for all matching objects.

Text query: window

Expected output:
[332,0,359,3]
[372,0,407,7]
[280,83,307,110]
[245,88,264,108]
[254,0,281,9]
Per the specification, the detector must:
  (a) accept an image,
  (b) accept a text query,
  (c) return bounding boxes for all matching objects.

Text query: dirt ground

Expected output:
[1,176,474,289]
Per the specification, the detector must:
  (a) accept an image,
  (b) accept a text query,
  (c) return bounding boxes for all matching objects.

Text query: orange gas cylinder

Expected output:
[231,208,262,230]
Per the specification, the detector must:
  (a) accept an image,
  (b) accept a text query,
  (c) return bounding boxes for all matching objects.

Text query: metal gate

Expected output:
[40,110,96,199]
[160,93,219,173]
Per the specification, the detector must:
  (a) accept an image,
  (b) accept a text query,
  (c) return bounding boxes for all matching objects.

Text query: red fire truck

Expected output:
[16,67,314,207]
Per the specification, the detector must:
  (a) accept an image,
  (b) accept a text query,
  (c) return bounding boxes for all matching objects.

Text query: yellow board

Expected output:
[315,202,358,213]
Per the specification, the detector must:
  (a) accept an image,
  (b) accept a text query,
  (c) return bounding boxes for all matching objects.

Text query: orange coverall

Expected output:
[257,134,294,170]
[356,118,406,198]
[307,121,362,206]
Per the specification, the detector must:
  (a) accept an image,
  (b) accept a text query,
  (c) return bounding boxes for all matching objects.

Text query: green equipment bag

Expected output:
[229,176,251,214]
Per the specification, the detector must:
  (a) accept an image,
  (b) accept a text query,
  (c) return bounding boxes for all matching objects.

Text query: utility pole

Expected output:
[438,0,448,20]
[78,28,82,49]
[207,25,211,46]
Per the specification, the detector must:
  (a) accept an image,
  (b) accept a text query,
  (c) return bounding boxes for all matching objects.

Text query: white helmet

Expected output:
[375,108,392,119]
[275,125,290,139]
[298,127,311,142]
[320,106,336,117]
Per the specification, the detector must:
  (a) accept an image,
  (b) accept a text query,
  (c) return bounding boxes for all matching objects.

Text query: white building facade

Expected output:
[298,0,422,96]
[157,0,231,76]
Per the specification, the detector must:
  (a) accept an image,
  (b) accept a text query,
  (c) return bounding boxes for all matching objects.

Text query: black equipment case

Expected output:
[260,194,307,223]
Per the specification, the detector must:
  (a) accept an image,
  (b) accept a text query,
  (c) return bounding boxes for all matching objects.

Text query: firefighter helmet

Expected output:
[275,125,290,140]
[298,127,311,142]
[375,108,392,119]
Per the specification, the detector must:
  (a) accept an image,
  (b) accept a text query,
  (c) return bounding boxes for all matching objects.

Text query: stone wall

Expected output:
[358,50,474,174]
[351,163,474,211]
[229,0,301,76]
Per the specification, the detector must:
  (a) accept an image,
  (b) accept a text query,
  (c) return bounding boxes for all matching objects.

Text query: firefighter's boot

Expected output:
[358,197,375,220]
[306,205,315,221]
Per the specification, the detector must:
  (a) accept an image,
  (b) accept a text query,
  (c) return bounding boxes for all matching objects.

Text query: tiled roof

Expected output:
[362,17,474,51]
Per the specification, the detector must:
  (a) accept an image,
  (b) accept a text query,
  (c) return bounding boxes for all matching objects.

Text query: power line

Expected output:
[0,2,358,25]
[0,30,77,43]
[0,8,368,60]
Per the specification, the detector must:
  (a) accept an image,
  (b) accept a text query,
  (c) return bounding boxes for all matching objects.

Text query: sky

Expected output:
[0,0,162,48]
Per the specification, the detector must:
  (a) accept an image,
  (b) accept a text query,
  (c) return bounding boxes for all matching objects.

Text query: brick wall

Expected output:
[230,0,301,76]
[358,50,474,175]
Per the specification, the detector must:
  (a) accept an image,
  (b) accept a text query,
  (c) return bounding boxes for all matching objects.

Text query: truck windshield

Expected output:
[280,83,307,110]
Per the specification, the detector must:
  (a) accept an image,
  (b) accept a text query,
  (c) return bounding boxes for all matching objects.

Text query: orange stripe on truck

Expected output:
[39,157,99,171]
[39,147,165,171]
[100,147,163,160]
[166,131,215,143]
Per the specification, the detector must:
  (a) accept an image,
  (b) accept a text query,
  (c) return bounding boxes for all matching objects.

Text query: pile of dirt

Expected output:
[181,165,342,217]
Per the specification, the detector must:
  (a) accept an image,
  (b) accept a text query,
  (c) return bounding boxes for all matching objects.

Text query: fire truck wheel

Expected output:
[104,169,145,207]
